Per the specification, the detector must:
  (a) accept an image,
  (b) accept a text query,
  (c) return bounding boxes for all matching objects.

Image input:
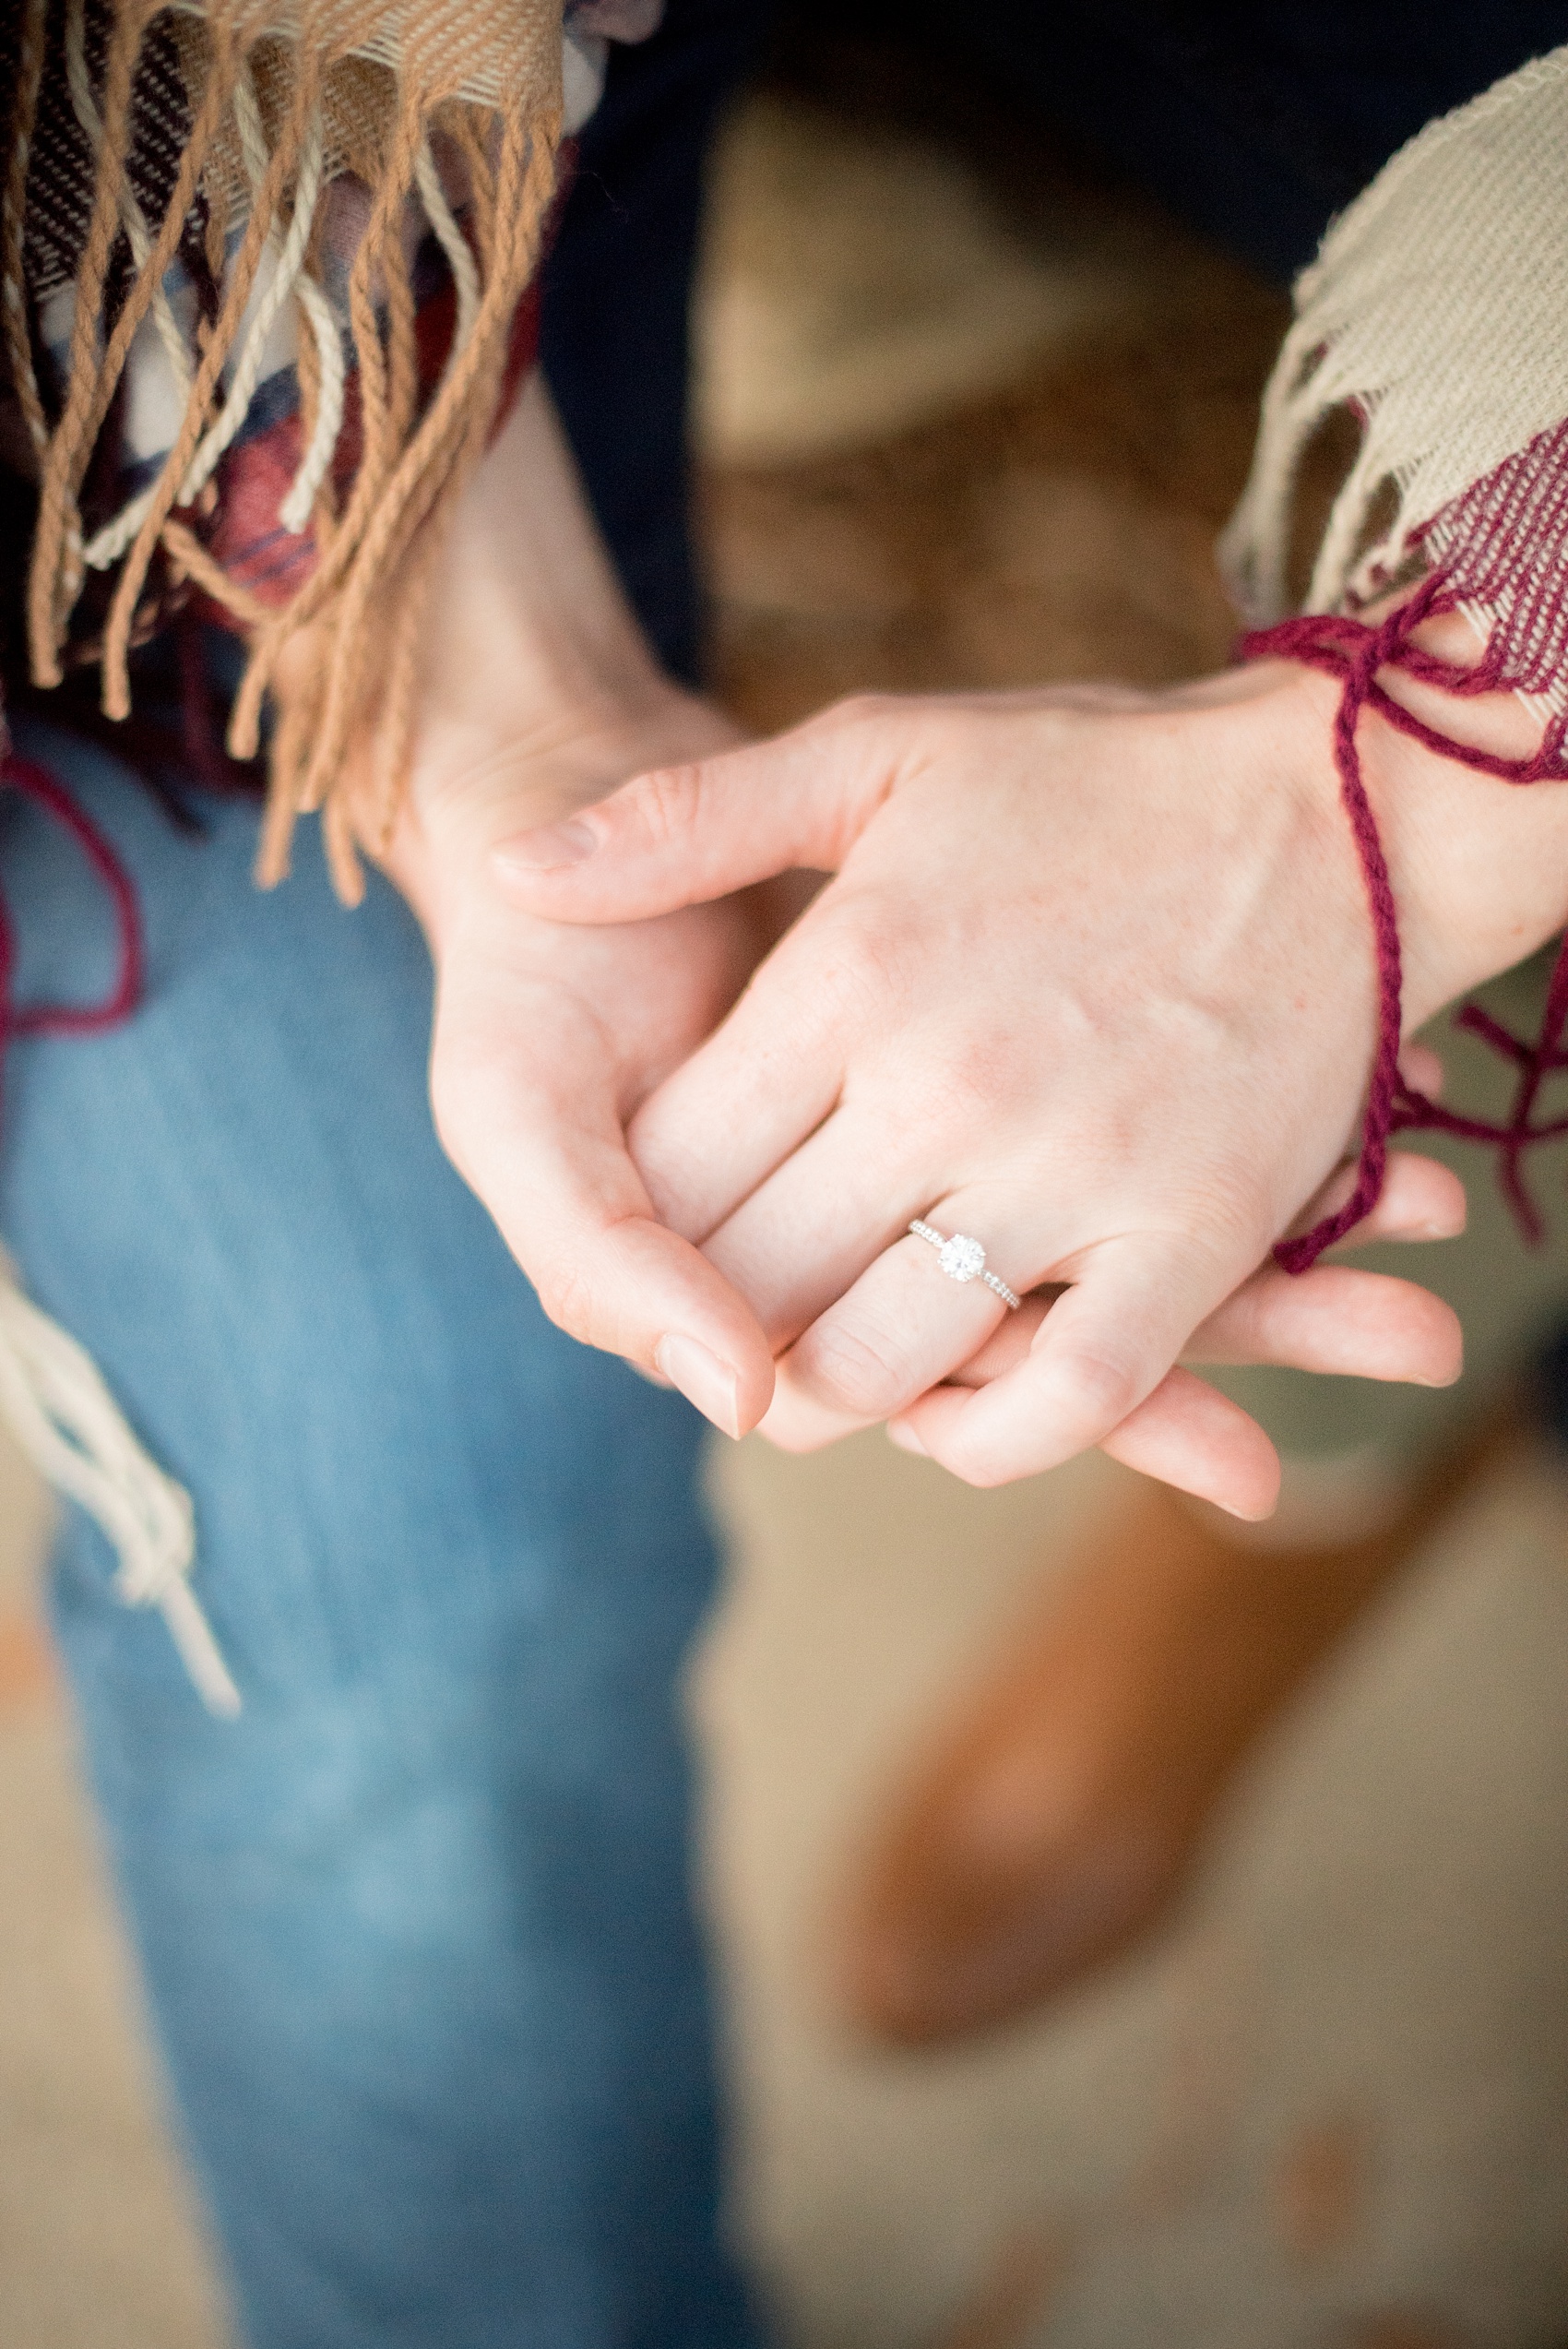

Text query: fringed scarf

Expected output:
[1,0,567,900]
[1223,42,1568,1267]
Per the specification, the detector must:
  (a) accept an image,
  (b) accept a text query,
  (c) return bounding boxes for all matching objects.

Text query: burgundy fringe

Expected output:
[1241,576,1568,1273]
[0,755,144,1130]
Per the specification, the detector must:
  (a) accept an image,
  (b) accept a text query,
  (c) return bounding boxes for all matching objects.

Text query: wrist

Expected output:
[361,369,747,941]
[383,689,745,945]
[1373,730,1568,1029]
[1344,602,1568,1026]
[1203,614,1568,1034]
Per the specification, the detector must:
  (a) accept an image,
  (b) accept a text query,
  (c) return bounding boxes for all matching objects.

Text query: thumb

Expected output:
[490,698,903,921]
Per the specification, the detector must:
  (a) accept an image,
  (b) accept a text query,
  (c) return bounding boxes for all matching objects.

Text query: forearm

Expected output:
[1175,613,1568,1039]
[375,373,737,941]
[1361,608,1568,1025]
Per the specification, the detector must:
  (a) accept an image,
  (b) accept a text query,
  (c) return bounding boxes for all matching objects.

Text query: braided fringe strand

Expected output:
[1246,576,1568,1272]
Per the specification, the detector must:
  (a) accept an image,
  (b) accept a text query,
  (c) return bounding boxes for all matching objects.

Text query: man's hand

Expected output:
[492,656,1564,1496]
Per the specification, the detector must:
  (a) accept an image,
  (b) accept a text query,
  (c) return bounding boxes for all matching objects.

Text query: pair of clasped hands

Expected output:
[383,384,1568,1512]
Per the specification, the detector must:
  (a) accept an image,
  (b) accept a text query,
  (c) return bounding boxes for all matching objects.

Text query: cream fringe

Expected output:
[6,0,564,902]
[0,1259,240,1717]
[1220,44,1568,631]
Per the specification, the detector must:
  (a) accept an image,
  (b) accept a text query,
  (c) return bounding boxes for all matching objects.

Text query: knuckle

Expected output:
[795,1316,912,1421]
[813,905,915,1029]
[922,1042,1012,1132]
[1251,1269,1302,1353]
[531,1253,597,1344]
[937,1414,1022,1488]
[818,689,901,733]
[939,1437,1011,1490]
[956,1457,1011,1491]
[625,763,706,853]
[1056,1344,1144,1431]
[808,936,889,1041]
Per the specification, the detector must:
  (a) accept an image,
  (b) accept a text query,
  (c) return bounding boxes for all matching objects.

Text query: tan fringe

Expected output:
[16,2,564,905]
[312,103,549,775]
[28,0,154,679]
[160,515,268,626]
[2,0,52,468]
[202,146,230,287]
[226,66,430,763]
[337,76,423,550]
[319,777,364,904]
[370,518,439,853]
[99,38,325,716]
[447,103,497,255]
[30,3,250,682]
[381,167,420,456]
[251,98,560,890]
[254,650,324,884]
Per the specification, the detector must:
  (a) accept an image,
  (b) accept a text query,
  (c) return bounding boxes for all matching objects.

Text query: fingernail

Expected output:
[656,1334,742,1437]
[887,1420,927,1457]
[494,818,598,875]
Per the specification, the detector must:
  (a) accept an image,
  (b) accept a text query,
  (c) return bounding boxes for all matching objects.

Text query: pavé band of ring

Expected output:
[909,1220,1022,1311]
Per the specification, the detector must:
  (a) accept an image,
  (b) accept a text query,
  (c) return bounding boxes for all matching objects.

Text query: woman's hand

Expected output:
[362,376,782,1432]
[404,723,782,1437]
[762,1139,1467,1512]
[493,660,1567,1493]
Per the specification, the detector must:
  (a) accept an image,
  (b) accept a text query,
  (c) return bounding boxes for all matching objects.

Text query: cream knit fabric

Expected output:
[1222,41,1568,714]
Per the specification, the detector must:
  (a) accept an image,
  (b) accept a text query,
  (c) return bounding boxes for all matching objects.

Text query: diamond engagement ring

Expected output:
[909,1221,1022,1310]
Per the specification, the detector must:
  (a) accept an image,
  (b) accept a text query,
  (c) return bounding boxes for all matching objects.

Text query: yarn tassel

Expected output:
[29,0,241,682]
[99,41,324,717]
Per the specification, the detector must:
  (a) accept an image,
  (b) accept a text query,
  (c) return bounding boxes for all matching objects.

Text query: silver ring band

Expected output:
[909,1220,1022,1310]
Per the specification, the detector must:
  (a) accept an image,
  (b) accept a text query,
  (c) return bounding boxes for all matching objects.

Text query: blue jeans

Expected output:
[1,726,755,2349]
[0,1,771,2341]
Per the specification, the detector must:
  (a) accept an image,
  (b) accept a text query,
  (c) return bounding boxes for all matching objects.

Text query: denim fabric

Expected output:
[0,5,773,2341]
[0,725,756,2349]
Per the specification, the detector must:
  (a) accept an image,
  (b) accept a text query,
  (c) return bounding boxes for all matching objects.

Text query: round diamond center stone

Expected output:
[939,1234,986,1282]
